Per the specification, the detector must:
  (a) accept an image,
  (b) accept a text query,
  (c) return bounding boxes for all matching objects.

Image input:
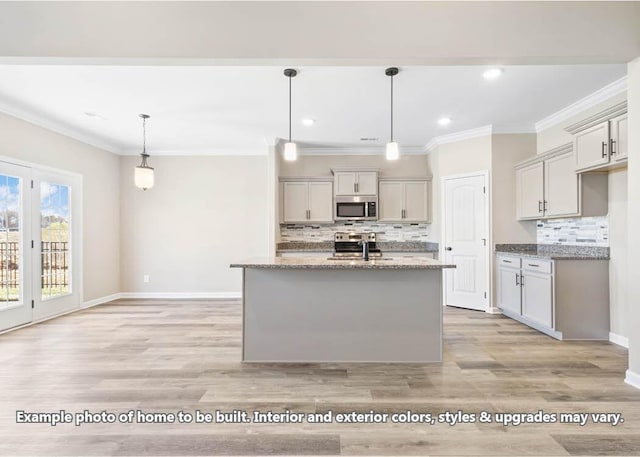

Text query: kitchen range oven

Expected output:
[333,232,382,258]
[334,196,378,221]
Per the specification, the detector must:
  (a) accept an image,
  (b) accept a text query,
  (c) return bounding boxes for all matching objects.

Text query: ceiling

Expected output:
[0,64,627,155]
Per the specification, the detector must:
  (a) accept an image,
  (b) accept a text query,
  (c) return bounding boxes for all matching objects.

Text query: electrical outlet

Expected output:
[143,275,150,283]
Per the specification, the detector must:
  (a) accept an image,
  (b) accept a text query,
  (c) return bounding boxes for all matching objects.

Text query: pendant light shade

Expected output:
[283,68,298,161]
[385,142,399,161]
[385,67,400,161]
[283,142,297,161]
[134,114,154,191]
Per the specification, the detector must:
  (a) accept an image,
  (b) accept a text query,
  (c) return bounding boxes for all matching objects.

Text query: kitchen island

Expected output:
[230,257,455,363]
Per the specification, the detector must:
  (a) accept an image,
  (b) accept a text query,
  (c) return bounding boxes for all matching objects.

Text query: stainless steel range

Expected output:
[332,232,382,258]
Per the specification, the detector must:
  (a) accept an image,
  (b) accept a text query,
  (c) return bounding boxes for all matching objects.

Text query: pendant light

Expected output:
[134,114,154,191]
[283,68,298,161]
[385,67,400,161]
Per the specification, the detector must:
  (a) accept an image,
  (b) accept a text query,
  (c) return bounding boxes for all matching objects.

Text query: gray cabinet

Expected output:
[516,162,544,219]
[281,180,333,223]
[574,121,610,172]
[333,171,378,196]
[379,179,431,223]
[566,101,628,172]
[496,256,522,315]
[515,145,607,221]
[496,253,609,340]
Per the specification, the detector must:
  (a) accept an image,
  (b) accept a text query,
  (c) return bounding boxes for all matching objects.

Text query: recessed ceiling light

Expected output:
[438,117,452,126]
[301,118,315,126]
[483,68,503,80]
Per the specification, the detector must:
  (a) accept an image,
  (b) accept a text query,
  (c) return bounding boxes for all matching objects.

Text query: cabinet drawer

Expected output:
[497,256,521,268]
[522,258,552,274]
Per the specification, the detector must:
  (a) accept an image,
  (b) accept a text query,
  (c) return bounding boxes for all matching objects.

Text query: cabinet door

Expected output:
[497,266,522,315]
[378,182,404,222]
[404,181,429,222]
[282,182,309,223]
[544,151,579,218]
[610,114,628,162]
[516,162,544,220]
[308,182,333,222]
[334,172,357,195]
[521,271,553,328]
[574,121,610,171]
[356,172,378,195]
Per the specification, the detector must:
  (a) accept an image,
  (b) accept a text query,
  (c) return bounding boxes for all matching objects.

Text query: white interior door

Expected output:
[0,162,33,331]
[443,174,488,311]
[32,170,82,320]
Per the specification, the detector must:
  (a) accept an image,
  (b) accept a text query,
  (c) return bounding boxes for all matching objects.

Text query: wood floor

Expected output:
[0,299,639,456]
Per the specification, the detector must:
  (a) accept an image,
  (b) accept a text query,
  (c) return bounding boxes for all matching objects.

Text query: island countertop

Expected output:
[231,256,455,270]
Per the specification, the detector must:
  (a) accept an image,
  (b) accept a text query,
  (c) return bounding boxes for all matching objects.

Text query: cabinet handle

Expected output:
[601,141,607,158]
[543,200,547,212]
[503,259,512,263]
[307,209,310,220]
[515,274,520,286]
[520,275,525,286]
[528,263,539,267]
[402,209,406,219]
[356,182,359,193]
[538,200,543,213]
[353,183,356,193]
[610,139,616,155]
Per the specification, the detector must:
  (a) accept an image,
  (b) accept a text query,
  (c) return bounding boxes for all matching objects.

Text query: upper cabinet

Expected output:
[516,162,544,219]
[332,169,378,196]
[566,101,627,173]
[281,179,333,223]
[610,113,628,162]
[515,144,607,221]
[378,179,431,223]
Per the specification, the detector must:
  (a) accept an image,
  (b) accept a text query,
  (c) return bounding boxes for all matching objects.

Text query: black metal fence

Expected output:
[0,241,70,289]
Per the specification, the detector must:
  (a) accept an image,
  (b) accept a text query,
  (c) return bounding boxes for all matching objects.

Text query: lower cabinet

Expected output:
[496,254,609,340]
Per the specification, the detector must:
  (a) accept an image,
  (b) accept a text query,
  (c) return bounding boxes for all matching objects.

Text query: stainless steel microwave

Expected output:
[335,196,378,221]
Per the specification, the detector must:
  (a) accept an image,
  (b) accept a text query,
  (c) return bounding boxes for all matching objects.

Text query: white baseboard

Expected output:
[83,293,122,308]
[609,332,629,348]
[625,370,640,390]
[486,307,502,315]
[119,292,241,300]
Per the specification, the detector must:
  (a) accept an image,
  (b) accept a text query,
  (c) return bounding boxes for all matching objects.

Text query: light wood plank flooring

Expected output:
[0,299,639,456]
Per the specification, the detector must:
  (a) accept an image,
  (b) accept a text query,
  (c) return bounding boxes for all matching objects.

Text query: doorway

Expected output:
[442,172,489,312]
[0,160,82,332]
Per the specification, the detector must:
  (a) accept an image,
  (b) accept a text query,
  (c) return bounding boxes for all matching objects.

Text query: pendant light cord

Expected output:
[288,74,292,143]
[390,73,394,142]
[142,116,147,155]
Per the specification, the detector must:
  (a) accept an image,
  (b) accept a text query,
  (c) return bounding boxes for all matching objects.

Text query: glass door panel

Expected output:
[40,182,71,300]
[32,171,81,321]
[0,162,32,331]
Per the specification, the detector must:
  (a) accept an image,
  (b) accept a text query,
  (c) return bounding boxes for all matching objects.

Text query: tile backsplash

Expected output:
[537,216,608,247]
[280,222,430,242]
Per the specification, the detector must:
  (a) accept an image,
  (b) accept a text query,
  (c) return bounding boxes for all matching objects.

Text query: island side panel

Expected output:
[242,268,442,363]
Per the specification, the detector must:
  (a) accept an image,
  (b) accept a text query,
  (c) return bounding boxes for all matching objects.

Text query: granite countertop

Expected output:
[495,244,610,260]
[231,256,455,270]
[276,241,438,253]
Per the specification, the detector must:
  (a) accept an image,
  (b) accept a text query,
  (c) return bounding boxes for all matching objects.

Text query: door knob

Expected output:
[445,247,453,251]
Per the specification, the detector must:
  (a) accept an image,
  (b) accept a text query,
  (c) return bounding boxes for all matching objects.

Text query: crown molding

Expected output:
[425,125,492,152]
[515,142,572,169]
[298,145,427,156]
[535,76,627,133]
[120,148,268,156]
[0,99,122,155]
[564,100,627,135]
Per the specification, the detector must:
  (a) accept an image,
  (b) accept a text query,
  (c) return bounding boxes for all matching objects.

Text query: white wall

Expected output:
[626,58,640,385]
[0,111,120,303]
[119,155,269,296]
[536,93,629,341]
